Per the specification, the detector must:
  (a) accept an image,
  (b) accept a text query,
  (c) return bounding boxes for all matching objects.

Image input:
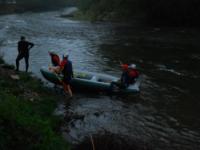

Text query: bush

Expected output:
[77,0,200,26]
[15,0,68,11]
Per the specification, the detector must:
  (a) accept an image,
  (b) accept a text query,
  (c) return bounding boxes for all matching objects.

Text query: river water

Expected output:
[0,9,200,150]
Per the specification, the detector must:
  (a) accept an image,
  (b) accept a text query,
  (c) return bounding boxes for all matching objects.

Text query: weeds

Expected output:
[0,61,70,150]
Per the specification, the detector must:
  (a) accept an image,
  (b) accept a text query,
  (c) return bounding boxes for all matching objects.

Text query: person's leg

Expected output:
[25,54,29,72]
[66,85,73,97]
[62,79,73,97]
[16,54,24,71]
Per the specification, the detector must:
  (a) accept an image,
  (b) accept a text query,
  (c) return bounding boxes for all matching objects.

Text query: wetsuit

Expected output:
[60,58,73,85]
[16,40,34,72]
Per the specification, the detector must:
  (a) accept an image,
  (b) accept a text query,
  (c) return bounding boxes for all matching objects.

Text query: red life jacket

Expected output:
[128,69,139,78]
[60,58,67,68]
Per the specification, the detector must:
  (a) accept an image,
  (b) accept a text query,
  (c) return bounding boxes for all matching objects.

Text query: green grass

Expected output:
[0,67,70,150]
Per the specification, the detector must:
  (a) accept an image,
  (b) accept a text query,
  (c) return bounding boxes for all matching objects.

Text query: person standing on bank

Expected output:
[16,36,34,72]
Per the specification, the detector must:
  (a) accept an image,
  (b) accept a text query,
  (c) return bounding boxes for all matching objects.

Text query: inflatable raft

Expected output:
[40,67,141,93]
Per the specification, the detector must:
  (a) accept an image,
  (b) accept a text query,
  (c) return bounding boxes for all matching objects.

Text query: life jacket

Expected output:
[127,69,139,84]
[128,69,139,78]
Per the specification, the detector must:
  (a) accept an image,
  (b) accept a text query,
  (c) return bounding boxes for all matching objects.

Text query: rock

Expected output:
[29,98,34,102]
[10,74,20,80]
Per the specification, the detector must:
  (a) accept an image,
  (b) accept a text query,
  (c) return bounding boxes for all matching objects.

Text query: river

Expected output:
[0,9,200,150]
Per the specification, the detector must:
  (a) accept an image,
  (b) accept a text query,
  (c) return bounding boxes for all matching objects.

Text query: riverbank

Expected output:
[61,9,144,24]
[0,4,16,15]
[0,3,69,15]
[0,57,70,150]
[0,58,152,150]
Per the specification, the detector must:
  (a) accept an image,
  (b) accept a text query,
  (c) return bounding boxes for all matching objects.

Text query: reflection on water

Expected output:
[0,10,200,150]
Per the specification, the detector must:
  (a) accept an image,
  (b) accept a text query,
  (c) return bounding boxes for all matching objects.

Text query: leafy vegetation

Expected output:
[0,0,68,13]
[143,0,200,26]
[76,0,142,21]
[0,64,70,150]
[1,0,199,26]
[77,0,200,26]
[15,0,68,11]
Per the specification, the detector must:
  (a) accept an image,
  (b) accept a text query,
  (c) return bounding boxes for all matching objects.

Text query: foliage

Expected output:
[77,0,200,26]
[0,69,70,150]
[15,0,68,11]
[77,0,143,21]
[143,0,200,26]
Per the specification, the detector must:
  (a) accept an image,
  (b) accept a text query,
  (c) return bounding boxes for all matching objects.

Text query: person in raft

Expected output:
[49,53,74,97]
[125,64,139,86]
[16,36,34,72]
[111,63,139,90]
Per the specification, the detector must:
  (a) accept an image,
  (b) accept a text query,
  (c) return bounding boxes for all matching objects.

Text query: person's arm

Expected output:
[58,60,66,73]
[28,42,34,50]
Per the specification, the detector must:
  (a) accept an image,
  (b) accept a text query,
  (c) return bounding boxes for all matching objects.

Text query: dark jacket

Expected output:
[62,60,73,79]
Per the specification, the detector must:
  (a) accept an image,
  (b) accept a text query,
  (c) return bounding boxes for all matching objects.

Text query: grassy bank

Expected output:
[0,57,70,150]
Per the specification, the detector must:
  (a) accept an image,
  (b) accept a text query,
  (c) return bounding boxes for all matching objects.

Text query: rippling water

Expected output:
[0,9,200,150]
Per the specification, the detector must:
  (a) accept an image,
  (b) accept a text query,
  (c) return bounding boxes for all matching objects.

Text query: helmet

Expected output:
[63,53,68,58]
[128,64,136,69]
[49,50,56,54]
